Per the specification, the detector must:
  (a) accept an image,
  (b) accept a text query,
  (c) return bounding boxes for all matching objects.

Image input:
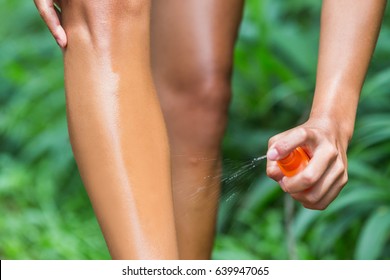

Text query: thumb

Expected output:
[267,128,310,161]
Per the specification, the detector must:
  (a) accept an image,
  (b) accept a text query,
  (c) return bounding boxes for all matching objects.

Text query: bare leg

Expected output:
[151,0,244,259]
[61,0,178,259]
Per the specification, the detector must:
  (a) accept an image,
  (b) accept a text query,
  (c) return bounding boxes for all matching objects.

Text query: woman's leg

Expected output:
[151,0,244,259]
[61,0,178,259]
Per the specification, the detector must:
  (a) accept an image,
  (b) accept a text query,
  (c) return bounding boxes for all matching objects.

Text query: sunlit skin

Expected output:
[151,0,244,259]
[34,0,387,258]
[35,0,178,259]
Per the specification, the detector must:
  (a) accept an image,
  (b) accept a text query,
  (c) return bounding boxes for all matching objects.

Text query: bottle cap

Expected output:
[277,147,310,177]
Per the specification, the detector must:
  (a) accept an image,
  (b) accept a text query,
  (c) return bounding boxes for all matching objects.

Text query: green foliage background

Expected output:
[1,0,389,259]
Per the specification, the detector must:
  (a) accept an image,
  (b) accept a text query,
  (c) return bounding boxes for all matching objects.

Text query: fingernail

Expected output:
[56,27,67,48]
[57,39,65,48]
[267,148,279,160]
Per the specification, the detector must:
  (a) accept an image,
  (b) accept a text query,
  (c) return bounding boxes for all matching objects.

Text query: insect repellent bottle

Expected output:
[277,147,310,177]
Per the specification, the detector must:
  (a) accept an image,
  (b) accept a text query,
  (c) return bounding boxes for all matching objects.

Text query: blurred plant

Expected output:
[1,0,389,260]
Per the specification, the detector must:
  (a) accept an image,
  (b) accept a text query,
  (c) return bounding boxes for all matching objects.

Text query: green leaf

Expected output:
[355,208,390,260]
[293,207,322,239]
[325,187,389,215]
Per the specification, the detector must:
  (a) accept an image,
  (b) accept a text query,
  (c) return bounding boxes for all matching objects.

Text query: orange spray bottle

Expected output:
[277,147,310,177]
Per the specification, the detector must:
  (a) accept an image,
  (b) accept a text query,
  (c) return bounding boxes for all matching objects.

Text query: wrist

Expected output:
[307,113,355,147]
[309,87,360,144]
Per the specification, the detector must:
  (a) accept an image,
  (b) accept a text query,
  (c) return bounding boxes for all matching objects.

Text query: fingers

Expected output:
[293,172,348,210]
[266,159,284,183]
[34,0,67,48]
[290,156,347,209]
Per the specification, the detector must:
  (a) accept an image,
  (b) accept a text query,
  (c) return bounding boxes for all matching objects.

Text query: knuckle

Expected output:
[290,193,300,201]
[330,160,346,183]
[283,184,291,193]
[305,192,321,205]
[266,167,277,179]
[328,146,339,160]
[301,172,316,186]
[335,160,346,176]
[314,203,328,211]
[303,202,328,211]
[298,127,309,140]
[341,173,349,186]
[268,136,277,147]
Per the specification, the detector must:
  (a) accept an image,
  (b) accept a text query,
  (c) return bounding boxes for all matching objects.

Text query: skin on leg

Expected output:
[61,0,178,259]
[151,0,244,259]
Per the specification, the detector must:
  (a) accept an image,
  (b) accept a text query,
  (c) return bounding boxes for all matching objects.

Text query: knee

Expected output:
[165,70,232,148]
[197,73,232,114]
[168,69,232,116]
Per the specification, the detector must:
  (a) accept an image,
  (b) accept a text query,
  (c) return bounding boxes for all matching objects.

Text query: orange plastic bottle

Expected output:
[277,147,310,177]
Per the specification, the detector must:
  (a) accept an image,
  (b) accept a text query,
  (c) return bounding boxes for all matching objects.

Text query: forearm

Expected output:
[61,1,178,259]
[311,0,386,142]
